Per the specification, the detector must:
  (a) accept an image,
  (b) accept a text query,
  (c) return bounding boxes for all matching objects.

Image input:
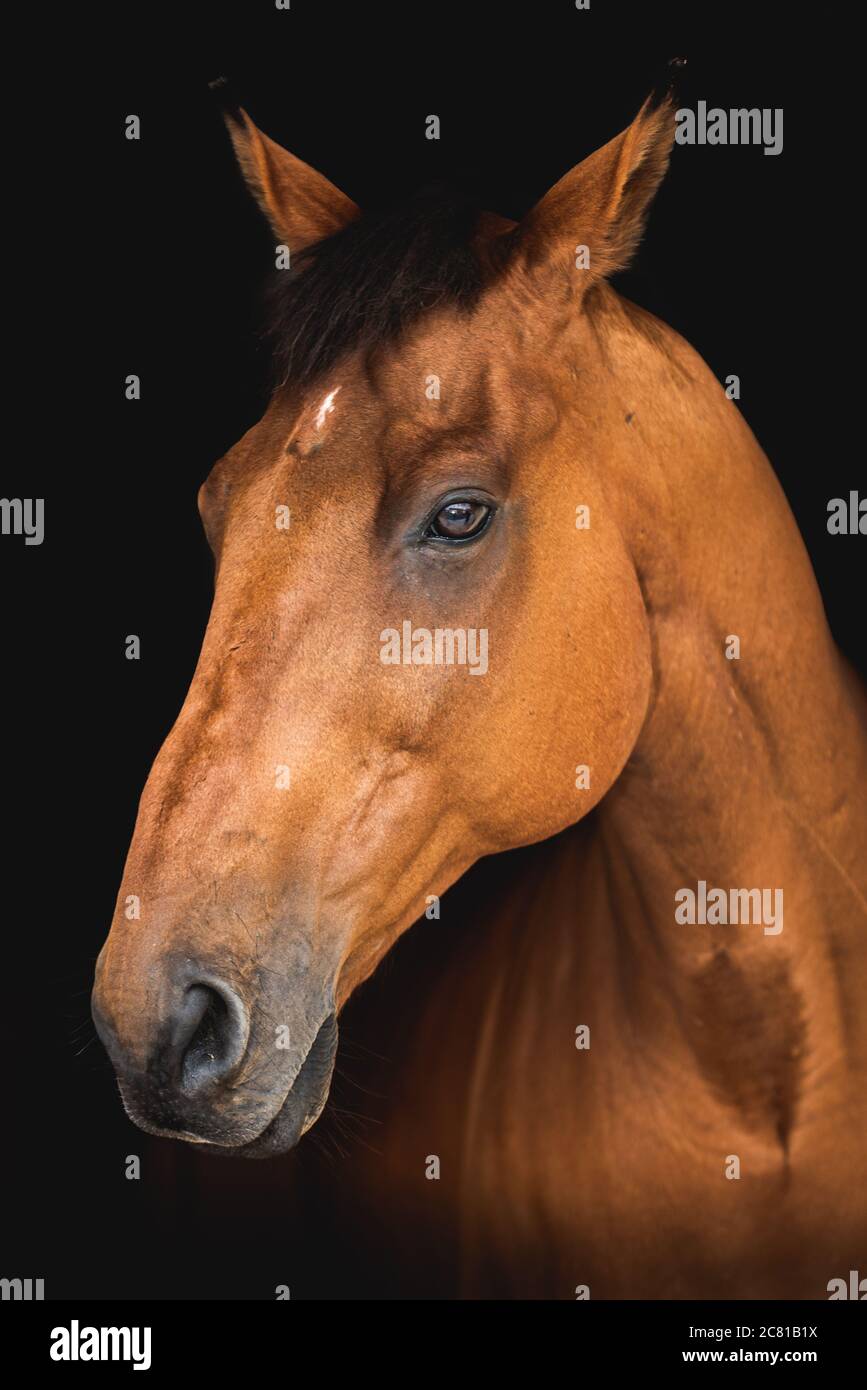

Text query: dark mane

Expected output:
[265,186,486,389]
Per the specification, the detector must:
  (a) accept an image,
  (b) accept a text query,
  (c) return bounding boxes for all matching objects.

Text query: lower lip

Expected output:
[198,1011,337,1159]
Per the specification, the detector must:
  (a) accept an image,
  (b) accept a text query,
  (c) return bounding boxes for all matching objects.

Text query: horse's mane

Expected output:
[265,185,486,388]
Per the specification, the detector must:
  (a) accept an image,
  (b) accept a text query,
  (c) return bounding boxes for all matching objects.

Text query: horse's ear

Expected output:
[213,83,359,251]
[513,95,675,289]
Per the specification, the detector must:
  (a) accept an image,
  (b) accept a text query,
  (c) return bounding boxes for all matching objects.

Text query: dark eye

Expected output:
[425,498,492,542]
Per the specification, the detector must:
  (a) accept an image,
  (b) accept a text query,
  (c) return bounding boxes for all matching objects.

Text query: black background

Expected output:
[3,2,863,1301]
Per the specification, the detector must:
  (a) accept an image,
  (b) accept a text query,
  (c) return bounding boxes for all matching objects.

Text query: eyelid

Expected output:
[416,489,497,533]
[417,491,497,545]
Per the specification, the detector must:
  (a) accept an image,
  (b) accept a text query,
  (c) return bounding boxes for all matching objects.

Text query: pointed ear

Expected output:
[513,95,675,289]
[214,88,359,252]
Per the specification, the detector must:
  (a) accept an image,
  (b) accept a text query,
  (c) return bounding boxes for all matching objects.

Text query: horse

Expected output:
[92,89,867,1299]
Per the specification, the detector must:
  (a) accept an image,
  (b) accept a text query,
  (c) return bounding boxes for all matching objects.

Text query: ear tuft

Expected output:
[646,55,688,114]
[208,76,243,123]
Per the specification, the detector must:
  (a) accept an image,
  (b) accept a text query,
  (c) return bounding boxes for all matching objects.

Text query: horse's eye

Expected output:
[426,499,492,541]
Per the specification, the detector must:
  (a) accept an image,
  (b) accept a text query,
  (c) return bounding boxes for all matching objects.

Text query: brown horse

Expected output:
[92,92,867,1299]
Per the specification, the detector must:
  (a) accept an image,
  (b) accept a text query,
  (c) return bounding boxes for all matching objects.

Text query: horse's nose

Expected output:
[92,972,250,1096]
[168,979,250,1094]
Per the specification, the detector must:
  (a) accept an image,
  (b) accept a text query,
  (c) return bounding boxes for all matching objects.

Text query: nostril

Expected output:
[176,980,249,1094]
[182,987,227,1085]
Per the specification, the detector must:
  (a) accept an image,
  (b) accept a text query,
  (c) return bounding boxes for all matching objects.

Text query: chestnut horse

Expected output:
[92,91,867,1298]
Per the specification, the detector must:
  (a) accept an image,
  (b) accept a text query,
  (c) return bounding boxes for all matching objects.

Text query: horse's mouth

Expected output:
[201,1011,339,1160]
[114,1011,339,1160]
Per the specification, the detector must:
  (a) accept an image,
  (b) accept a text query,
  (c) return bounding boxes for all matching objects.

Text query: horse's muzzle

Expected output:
[91,962,338,1158]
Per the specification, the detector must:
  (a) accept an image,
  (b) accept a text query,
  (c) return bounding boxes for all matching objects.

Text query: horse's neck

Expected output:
[581,290,867,1134]
[377,309,867,1282]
